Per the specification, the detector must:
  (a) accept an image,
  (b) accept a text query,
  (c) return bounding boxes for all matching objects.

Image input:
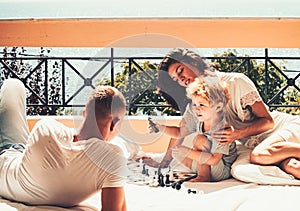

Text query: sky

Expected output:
[0,0,300,19]
[1,0,300,59]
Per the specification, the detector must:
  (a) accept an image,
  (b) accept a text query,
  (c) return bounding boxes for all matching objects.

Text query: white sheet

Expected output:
[1,179,300,211]
[2,137,300,210]
[231,144,300,185]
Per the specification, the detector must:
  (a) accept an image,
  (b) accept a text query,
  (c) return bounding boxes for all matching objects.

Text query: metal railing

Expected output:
[0,48,299,115]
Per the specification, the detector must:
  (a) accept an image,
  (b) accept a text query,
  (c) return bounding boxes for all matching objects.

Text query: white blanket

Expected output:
[1,137,300,210]
[1,179,300,211]
[231,144,300,185]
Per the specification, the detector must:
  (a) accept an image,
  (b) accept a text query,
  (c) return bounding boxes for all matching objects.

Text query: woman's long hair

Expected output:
[157,48,216,114]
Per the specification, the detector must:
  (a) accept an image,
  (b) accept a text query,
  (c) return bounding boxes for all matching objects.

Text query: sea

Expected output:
[1,0,300,107]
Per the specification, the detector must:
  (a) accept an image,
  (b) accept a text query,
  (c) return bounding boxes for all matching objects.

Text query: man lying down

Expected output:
[0,79,128,210]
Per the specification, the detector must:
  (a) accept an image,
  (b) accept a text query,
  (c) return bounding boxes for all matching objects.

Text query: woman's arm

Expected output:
[212,101,274,144]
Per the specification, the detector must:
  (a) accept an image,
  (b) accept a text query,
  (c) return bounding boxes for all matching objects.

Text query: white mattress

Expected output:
[1,178,300,211]
[1,137,300,211]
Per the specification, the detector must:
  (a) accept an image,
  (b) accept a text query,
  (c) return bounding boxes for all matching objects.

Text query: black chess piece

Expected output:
[171,182,177,189]
[157,165,161,176]
[142,164,146,175]
[187,189,197,194]
[159,174,165,187]
[172,173,198,190]
[165,174,170,187]
[148,117,159,133]
[175,181,183,190]
[157,173,161,184]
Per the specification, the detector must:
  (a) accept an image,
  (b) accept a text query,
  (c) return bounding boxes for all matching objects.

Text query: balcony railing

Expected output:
[1,48,300,115]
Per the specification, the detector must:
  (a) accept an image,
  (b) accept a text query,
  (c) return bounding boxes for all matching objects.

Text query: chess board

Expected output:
[126,159,197,190]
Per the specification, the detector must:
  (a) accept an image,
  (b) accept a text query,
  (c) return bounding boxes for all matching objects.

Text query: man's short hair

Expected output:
[86,86,126,121]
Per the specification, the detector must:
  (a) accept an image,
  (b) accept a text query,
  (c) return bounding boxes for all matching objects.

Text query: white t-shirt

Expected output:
[0,119,128,207]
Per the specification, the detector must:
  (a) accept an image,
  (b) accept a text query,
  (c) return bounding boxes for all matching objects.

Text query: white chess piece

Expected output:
[169,169,174,182]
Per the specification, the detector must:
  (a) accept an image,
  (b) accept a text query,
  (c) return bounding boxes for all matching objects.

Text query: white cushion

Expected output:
[231,144,300,185]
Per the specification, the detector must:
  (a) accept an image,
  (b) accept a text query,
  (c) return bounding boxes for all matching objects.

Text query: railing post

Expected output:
[62,59,66,106]
[110,48,114,87]
[45,58,48,105]
[264,48,269,103]
[128,58,132,115]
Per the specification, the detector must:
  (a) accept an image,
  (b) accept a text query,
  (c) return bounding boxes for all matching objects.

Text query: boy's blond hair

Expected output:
[186,76,230,107]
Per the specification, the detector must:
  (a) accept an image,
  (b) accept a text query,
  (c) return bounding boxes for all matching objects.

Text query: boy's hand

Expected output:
[172,145,191,161]
[142,157,161,167]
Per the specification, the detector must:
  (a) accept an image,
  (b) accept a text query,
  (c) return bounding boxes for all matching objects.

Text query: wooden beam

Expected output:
[1,18,300,48]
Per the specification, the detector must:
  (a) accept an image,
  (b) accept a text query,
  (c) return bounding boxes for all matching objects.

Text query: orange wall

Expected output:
[1,18,300,48]
[27,116,181,153]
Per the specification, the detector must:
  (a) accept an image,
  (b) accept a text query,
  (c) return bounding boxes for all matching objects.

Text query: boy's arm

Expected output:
[159,125,181,138]
[144,119,191,168]
[101,187,127,211]
[148,119,191,139]
[142,137,183,168]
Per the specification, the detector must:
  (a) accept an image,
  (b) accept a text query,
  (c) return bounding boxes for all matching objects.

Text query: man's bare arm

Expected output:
[101,187,126,211]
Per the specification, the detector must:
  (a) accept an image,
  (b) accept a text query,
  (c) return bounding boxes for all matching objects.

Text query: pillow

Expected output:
[231,144,300,185]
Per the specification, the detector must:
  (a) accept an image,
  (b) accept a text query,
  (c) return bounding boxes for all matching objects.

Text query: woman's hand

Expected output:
[212,124,238,144]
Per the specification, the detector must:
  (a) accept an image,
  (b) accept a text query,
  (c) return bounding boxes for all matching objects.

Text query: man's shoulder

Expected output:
[87,139,124,155]
[85,139,127,166]
[35,118,70,130]
[35,118,58,125]
[31,118,73,141]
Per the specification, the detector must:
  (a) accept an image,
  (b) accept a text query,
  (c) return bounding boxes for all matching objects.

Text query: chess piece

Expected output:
[159,174,165,187]
[187,189,197,194]
[172,173,198,190]
[149,171,159,187]
[157,165,162,176]
[149,176,159,187]
[168,167,175,182]
[157,173,161,185]
[165,174,170,187]
[148,117,159,133]
[142,164,146,175]
[171,182,177,189]
[138,159,143,172]
[175,181,182,190]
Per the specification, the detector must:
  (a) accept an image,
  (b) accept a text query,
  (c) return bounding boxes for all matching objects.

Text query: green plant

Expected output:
[0,47,62,115]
